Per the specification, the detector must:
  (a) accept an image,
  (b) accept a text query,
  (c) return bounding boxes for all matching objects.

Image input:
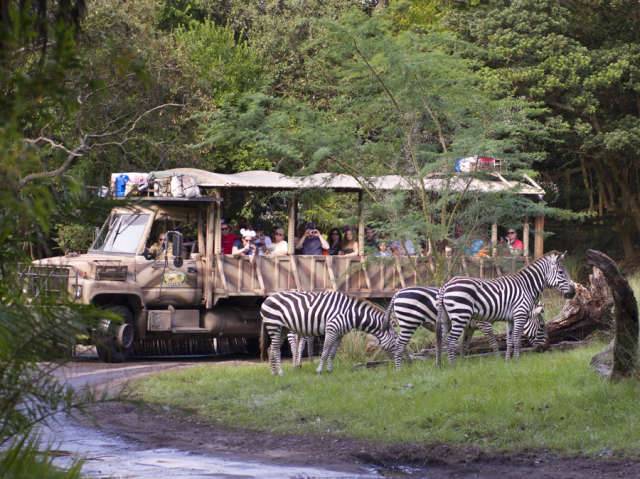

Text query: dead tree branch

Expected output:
[19,103,184,189]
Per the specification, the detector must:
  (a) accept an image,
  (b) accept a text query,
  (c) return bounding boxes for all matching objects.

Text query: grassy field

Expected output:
[134,342,640,456]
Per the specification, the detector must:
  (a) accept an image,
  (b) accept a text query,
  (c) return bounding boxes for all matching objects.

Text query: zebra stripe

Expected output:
[260,291,396,376]
[436,251,575,366]
[387,286,499,369]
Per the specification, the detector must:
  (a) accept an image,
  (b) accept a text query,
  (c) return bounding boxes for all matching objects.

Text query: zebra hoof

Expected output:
[315,368,323,374]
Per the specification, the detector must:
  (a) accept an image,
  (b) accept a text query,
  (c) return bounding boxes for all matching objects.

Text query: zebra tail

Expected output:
[259,319,268,361]
[383,293,397,330]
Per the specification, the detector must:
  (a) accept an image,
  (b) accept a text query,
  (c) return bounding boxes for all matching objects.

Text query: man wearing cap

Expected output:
[296,222,329,255]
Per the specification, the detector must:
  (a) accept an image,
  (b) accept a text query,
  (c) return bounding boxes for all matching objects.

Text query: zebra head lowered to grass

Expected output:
[385,286,501,369]
[260,290,396,376]
[436,251,575,366]
[316,297,397,374]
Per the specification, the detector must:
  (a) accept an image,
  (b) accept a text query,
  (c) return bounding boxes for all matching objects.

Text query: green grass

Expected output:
[134,342,640,456]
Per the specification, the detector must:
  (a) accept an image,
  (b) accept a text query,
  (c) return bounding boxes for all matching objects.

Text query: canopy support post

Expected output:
[205,199,216,309]
[534,214,544,258]
[523,216,530,258]
[358,191,365,255]
[491,223,498,257]
[288,194,297,255]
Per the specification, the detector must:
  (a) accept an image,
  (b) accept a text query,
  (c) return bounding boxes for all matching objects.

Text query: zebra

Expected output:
[436,251,575,366]
[287,332,315,368]
[260,291,396,376]
[386,286,501,369]
[506,301,546,359]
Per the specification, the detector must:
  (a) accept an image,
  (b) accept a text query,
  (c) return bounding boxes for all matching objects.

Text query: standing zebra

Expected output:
[260,291,396,376]
[386,286,501,369]
[436,251,575,366]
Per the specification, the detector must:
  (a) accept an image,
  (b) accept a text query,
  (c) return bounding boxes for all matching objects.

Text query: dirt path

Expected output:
[82,400,640,478]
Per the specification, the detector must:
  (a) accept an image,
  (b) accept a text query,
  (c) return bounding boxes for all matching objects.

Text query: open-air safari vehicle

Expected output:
[27,168,545,361]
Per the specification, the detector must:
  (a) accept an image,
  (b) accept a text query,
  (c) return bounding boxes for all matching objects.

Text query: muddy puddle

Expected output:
[38,415,383,479]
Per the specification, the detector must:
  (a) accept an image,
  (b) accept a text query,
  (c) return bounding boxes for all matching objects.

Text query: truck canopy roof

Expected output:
[146,168,544,196]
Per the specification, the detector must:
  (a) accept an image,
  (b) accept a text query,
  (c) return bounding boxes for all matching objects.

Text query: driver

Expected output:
[148,232,170,258]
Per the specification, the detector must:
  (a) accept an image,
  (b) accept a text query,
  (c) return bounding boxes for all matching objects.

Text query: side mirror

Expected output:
[170,231,184,267]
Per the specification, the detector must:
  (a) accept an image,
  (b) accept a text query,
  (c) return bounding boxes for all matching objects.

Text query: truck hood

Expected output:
[32,253,133,276]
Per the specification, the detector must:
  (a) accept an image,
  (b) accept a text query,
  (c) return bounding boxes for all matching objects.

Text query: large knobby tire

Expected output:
[95,305,134,363]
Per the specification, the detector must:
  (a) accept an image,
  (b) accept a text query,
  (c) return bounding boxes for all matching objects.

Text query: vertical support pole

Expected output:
[534,215,545,258]
[287,194,297,255]
[491,223,498,257]
[523,216,530,258]
[213,192,222,255]
[205,201,215,309]
[357,191,364,256]
[197,207,205,255]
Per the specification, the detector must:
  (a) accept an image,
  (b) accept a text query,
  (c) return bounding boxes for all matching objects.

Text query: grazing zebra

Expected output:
[287,332,315,368]
[506,301,546,359]
[386,286,500,369]
[260,291,396,376]
[436,251,575,366]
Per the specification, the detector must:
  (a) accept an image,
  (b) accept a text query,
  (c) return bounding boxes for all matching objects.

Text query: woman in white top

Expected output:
[268,227,288,256]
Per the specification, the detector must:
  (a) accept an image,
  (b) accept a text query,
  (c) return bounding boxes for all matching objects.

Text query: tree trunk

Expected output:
[586,249,639,380]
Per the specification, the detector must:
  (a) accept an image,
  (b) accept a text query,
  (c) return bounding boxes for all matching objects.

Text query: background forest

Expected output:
[2,0,640,262]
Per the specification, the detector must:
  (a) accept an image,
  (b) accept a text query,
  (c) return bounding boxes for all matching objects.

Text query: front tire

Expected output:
[95,305,134,363]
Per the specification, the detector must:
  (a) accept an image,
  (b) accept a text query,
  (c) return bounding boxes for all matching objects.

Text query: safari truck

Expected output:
[25,168,545,362]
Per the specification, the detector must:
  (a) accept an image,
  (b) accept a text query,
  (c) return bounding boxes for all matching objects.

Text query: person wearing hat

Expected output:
[296,222,329,255]
[232,228,258,256]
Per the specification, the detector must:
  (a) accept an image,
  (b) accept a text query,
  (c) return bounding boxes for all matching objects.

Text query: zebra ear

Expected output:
[559,251,567,261]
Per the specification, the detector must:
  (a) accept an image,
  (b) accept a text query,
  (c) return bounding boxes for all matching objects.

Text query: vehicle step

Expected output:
[172,327,210,334]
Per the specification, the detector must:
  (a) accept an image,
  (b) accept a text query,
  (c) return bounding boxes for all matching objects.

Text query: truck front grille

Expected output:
[21,266,72,298]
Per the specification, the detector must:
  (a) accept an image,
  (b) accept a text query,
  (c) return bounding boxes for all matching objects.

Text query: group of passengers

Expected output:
[220,219,525,258]
[221,220,418,258]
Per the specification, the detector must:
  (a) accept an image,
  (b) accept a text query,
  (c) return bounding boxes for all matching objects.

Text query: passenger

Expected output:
[375,241,391,257]
[389,240,405,257]
[364,225,378,253]
[268,227,288,256]
[505,228,524,255]
[327,228,342,256]
[254,226,272,256]
[403,238,416,256]
[339,226,359,257]
[221,219,239,255]
[232,228,257,256]
[296,222,329,255]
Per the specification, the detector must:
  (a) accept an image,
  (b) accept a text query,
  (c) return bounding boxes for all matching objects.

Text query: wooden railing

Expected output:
[210,254,530,302]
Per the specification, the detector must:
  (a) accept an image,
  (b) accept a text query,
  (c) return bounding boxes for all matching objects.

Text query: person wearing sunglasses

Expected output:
[506,228,524,255]
[267,227,288,256]
[220,219,239,254]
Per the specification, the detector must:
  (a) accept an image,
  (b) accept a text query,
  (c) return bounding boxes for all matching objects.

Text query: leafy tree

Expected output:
[447,0,640,261]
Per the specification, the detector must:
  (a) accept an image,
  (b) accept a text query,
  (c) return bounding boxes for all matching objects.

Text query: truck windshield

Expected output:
[90,214,149,254]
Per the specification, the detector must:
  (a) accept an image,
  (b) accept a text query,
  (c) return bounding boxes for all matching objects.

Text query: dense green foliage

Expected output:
[3,0,639,258]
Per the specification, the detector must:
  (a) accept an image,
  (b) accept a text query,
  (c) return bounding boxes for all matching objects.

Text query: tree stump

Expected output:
[586,249,639,380]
